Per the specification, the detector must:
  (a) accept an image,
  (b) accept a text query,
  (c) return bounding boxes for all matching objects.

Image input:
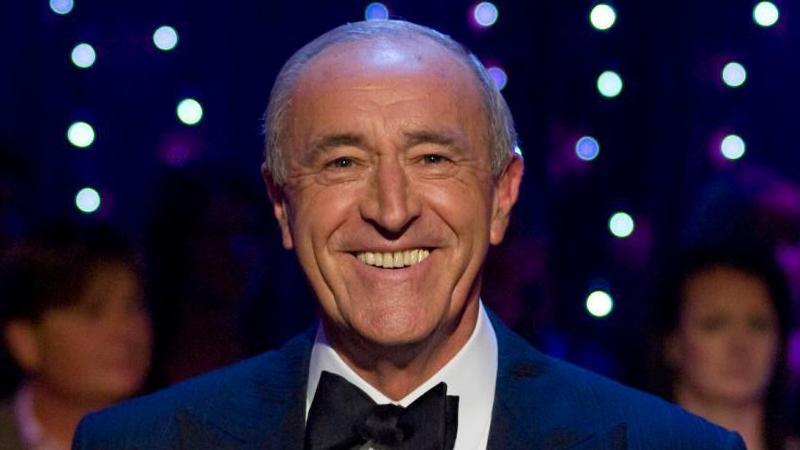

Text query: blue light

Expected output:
[473,2,499,27]
[589,4,617,31]
[153,26,179,51]
[177,98,203,126]
[586,290,614,318]
[365,2,389,21]
[753,2,779,27]
[609,211,634,238]
[597,70,623,98]
[487,66,507,90]
[575,136,600,161]
[71,43,96,69]
[722,62,746,88]
[721,134,746,160]
[67,121,95,148]
[49,0,74,15]
[75,187,101,214]
[514,146,523,157]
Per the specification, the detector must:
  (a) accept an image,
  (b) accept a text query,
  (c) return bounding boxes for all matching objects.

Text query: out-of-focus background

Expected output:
[2,0,799,410]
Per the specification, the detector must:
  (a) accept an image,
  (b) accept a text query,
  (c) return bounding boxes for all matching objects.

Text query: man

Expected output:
[73,20,745,449]
[0,224,152,450]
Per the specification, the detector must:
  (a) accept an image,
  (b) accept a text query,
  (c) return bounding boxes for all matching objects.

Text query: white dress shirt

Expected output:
[306,302,498,450]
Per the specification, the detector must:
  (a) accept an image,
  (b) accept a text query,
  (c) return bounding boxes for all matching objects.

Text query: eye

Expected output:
[326,157,355,169]
[421,154,449,164]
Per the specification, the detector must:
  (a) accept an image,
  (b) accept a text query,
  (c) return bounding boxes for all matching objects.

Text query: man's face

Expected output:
[11,262,152,405]
[265,39,522,349]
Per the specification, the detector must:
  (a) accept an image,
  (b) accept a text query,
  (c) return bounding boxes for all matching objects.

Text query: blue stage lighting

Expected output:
[473,2,499,27]
[597,70,623,98]
[67,121,95,148]
[575,136,600,161]
[153,26,179,51]
[590,4,616,31]
[365,3,389,21]
[75,187,101,214]
[721,134,745,160]
[177,98,203,126]
[586,290,614,318]
[71,43,96,69]
[722,62,747,88]
[49,0,74,15]
[609,211,634,238]
[753,2,779,27]
[487,66,507,90]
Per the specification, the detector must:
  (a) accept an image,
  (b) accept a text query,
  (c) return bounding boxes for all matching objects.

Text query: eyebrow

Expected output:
[304,128,463,163]
[310,133,366,154]
[403,130,459,148]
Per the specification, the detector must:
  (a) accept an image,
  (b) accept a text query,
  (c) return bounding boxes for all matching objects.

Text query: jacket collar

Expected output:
[487,313,627,449]
[175,328,314,449]
[173,312,628,449]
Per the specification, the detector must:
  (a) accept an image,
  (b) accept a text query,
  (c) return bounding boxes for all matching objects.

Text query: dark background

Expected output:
[2,0,799,394]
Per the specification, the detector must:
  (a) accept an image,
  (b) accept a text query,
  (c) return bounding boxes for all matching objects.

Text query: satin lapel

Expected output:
[176,329,314,450]
[486,314,627,450]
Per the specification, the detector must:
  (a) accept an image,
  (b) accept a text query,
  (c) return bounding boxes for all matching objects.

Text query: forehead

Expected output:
[285,37,487,141]
[682,266,773,315]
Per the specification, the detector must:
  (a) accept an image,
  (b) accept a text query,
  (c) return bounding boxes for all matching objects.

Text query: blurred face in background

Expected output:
[8,261,152,405]
[668,265,780,407]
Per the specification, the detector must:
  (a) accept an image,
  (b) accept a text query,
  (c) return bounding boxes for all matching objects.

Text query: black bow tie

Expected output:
[304,371,459,450]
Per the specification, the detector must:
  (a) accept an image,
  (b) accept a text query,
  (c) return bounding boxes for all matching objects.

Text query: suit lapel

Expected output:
[175,329,314,450]
[487,314,627,450]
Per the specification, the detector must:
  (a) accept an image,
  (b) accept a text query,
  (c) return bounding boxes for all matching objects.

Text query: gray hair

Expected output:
[263,19,517,185]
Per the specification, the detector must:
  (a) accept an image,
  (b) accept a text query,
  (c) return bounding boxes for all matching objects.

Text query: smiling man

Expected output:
[74,20,745,449]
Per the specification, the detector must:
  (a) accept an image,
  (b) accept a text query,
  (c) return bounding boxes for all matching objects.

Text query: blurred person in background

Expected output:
[0,224,152,450]
[648,246,799,450]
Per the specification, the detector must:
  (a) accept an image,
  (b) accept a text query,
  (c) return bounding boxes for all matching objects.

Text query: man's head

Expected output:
[261,20,523,356]
[0,225,152,406]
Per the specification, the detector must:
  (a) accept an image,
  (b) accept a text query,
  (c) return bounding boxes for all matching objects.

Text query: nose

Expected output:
[360,156,421,236]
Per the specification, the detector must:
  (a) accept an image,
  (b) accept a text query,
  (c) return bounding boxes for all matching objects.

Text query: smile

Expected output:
[355,249,431,269]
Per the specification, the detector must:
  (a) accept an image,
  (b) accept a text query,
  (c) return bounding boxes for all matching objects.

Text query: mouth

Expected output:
[354,248,431,269]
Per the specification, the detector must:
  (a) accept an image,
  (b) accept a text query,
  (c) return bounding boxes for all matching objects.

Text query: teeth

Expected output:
[356,249,430,269]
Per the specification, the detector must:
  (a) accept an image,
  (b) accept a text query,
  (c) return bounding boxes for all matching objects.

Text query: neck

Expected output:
[325,299,480,400]
[675,385,766,450]
[27,382,109,449]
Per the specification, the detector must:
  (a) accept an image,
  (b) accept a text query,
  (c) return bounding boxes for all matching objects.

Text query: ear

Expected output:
[261,163,294,250]
[4,320,41,374]
[489,154,524,245]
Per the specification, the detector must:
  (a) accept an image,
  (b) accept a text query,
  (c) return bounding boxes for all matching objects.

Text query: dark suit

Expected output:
[73,315,745,449]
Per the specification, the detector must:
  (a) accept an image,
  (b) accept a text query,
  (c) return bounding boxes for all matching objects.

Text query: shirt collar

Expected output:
[306,301,498,448]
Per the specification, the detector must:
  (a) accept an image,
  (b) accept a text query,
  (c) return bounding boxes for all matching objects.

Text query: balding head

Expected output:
[263,20,517,185]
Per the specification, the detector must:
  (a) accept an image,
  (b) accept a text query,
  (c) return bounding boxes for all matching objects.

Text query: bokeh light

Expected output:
[575,136,600,161]
[609,211,634,238]
[473,2,499,27]
[177,98,203,126]
[721,134,746,160]
[722,62,747,88]
[589,4,617,31]
[487,66,507,90]
[153,26,179,51]
[753,1,779,27]
[49,0,74,15]
[514,145,523,157]
[597,70,623,98]
[586,290,614,318]
[71,43,96,69]
[67,121,95,148]
[365,2,389,21]
[75,187,101,214]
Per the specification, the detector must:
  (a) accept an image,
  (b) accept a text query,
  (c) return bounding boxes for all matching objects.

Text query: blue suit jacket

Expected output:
[73,316,745,449]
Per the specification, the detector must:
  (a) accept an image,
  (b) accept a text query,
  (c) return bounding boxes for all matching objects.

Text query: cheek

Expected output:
[677,332,725,370]
[39,326,104,376]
